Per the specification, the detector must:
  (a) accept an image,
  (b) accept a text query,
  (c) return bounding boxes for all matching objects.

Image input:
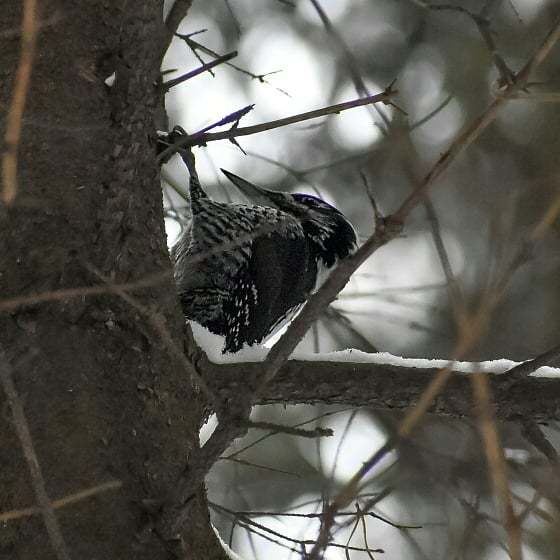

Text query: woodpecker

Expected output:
[162,132,357,353]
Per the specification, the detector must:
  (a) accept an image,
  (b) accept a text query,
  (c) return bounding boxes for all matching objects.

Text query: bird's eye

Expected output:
[296,194,320,205]
[296,194,335,212]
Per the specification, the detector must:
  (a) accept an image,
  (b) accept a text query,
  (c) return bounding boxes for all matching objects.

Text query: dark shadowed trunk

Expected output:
[0,2,225,558]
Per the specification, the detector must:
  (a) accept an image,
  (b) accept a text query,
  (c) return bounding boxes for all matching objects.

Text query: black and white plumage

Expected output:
[169,152,357,353]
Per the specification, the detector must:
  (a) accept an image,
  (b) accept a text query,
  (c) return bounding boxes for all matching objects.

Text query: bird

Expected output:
[162,131,358,353]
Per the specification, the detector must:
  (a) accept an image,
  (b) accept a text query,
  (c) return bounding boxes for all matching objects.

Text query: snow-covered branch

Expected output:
[206,351,560,423]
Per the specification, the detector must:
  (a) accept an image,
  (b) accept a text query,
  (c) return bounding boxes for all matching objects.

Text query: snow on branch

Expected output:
[205,349,560,423]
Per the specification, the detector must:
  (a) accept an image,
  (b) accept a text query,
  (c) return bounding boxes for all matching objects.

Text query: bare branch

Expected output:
[2,0,39,205]
[220,456,301,477]
[417,2,515,85]
[471,371,521,560]
[423,199,466,322]
[393,14,560,222]
[308,0,392,129]
[223,408,356,460]
[177,35,291,96]
[0,271,173,313]
[162,50,237,92]
[242,420,333,438]
[0,480,122,523]
[213,503,416,526]
[210,502,385,555]
[158,89,396,157]
[161,0,193,61]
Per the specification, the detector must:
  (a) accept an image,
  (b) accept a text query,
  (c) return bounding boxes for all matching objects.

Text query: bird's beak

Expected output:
[221,169,280,208]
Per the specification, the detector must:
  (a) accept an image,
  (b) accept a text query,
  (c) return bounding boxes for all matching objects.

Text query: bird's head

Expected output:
[221,169,357,267]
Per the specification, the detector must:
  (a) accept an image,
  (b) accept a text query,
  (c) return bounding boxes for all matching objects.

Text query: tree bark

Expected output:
[208,359,560,422]
[0,2,224,558]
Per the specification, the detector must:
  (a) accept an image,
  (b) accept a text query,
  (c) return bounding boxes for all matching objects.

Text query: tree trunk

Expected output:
[1,2,223,558]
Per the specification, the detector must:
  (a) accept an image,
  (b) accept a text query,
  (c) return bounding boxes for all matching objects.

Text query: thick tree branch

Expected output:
[160,0,193,61]
[206,359,560,423]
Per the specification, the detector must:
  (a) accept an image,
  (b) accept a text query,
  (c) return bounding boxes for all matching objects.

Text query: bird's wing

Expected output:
[222,228,310,352]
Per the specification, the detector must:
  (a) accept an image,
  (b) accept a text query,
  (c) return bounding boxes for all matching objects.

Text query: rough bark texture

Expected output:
[207,360,560,422]
[0,2,224,559]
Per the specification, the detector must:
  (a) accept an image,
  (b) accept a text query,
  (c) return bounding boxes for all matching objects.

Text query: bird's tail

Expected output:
[159,126,206,201]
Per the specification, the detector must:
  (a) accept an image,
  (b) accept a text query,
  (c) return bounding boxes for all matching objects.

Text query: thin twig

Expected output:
[177,35,290,96]
[357,503,377,560]
[220,456,301,477]
[308,0,392,130]
[516,490,546,527]
[158,89,396,158]
[162,50,237,92]
[0,347,72,560]
[359,171,382,223]
[2,0,39,205]
[161,0,193,61]
[422,3,515,85]
[0,480,122,523]
[423,198,466,323]
[242,420,333,438]
[393,14,560,222]
[0,271,173,313]
[157,105,255,162]
[223,408,355,460]
[471,371,521,560]
[210,502,384,554]
[409,94,453,131]
[214,504,419,529]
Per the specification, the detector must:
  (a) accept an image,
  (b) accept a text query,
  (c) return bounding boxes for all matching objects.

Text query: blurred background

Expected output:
[161,1,560,558]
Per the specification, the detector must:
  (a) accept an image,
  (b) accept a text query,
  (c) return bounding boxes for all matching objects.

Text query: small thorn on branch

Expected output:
[381,77,406,115]
[156,105,256,162]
